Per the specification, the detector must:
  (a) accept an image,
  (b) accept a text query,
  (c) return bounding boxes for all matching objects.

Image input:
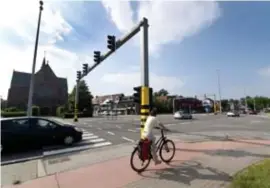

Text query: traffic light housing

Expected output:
[82,63,88,75]
[133,86,141,104]
[149,87,153,109]
[76,71,82,81]
[107,35,116,51]
[94,51,101,63]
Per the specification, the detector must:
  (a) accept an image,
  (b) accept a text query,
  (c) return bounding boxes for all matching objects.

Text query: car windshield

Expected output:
[47,118,72,126]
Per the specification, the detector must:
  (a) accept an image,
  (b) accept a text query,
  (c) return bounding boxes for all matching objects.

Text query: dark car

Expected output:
[1,117,83,153]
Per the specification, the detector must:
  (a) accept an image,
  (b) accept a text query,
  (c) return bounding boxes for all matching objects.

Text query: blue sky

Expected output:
[0,1,270,100]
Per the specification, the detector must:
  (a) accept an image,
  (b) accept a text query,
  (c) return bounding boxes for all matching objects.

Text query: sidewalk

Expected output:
[3,139,270,188]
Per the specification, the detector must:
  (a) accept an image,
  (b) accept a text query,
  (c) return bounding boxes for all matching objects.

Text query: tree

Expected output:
[68,80,93,113]
[154,89,169,97]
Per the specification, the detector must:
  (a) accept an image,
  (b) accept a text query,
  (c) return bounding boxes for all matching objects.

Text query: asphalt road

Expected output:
[1,114,270,165]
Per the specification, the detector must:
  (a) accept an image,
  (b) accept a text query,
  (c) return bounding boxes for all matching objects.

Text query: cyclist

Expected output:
[142,107,169,165]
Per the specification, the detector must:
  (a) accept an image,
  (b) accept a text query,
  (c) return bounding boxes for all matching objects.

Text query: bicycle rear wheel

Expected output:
[130,147,151,173]
[159,139,175,163]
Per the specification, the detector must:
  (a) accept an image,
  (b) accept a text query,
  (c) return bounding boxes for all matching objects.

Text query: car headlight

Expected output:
[74,127,82,132]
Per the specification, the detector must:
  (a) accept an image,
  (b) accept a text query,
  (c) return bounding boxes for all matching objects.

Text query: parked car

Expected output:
[1,117,83,153]
[227,111,240,117]
[174,110,192,119]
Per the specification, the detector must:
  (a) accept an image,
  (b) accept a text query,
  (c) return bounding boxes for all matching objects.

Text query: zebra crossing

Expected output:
[43,129,112,156]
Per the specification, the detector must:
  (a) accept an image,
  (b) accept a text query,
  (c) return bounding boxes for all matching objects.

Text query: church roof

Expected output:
[10,57,67,89]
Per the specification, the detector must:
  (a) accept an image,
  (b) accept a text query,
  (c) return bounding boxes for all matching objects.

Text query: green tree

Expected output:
[68,80,93,113]
[154,89,169,97]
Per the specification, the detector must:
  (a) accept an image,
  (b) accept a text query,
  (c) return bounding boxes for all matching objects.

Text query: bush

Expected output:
[56,106,65,117]
[32,106,40,116]
[5,107,19,112]
[1,111,27,117]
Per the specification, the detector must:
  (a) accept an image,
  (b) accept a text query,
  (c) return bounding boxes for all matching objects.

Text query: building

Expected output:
[7,57,68,115]
[92,94,136,115]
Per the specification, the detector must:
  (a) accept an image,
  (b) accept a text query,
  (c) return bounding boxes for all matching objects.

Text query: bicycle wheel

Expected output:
[130,147,151,173]
[159,139,175,163]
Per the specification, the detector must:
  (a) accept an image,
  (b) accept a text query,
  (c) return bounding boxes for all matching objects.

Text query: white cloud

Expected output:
[101,1,221,54]
[258,65,270,77]
[0,1,83,99]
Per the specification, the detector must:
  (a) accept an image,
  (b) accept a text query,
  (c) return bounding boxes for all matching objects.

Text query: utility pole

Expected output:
[253,98,256,111]
[140,18,150,138]
[27,1,43,116]
[217,69,222,113]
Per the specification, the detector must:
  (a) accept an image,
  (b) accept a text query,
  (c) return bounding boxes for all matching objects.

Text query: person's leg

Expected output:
[149,135,161,165]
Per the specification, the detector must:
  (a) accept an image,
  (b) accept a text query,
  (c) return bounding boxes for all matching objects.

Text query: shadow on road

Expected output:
[140,160,231,186]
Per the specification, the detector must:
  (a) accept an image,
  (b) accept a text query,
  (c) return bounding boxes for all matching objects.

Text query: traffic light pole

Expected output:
[140,18,150,139]
[74,81,79,122]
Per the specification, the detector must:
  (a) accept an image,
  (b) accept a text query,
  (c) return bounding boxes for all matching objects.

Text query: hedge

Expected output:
[1,111,27,117]
[32,106,40,116]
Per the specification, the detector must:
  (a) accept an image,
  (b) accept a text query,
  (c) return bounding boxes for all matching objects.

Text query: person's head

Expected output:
[150,107,158,116]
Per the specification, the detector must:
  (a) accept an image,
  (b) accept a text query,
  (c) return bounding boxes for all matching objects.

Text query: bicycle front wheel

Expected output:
[159,139,175,163]
[130,147,151,173]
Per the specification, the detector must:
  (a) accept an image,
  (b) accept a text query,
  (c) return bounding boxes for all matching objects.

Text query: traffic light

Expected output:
[94,51,101,63]
[107,35,116,51]
[76,71,82,81]
[149,87,153,109]
[133,86,141,104]
[82,63,88,75]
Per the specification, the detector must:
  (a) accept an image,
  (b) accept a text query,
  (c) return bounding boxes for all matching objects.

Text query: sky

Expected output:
[0,1,270,100]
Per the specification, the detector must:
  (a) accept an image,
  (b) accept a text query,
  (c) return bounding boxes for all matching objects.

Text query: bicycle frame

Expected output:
[154,129,167,152]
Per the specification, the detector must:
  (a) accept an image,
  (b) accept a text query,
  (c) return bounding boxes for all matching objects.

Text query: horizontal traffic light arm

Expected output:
[81,18,146,78]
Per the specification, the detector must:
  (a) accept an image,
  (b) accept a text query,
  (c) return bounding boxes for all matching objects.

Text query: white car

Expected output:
[227,111,240,117]
[174,111,192,119]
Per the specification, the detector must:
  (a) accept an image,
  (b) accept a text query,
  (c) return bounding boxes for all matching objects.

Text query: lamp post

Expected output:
[217,69,222,113]
[27,1,44,116]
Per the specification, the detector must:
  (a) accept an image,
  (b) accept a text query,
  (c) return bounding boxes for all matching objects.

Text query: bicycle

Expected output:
[130,127,176,173]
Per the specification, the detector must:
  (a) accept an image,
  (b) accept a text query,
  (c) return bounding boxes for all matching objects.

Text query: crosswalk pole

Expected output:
[74,81,79,122]
[140,87,150,139]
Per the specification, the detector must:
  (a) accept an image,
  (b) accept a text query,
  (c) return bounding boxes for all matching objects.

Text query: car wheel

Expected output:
[63,136,74,146]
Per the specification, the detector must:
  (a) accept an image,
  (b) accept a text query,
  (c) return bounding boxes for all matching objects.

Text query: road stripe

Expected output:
[82,135,98,140]
[116,125,121,129]
[107,131,115,135]
[43,142,112,156]
[97,127,102,130]
[180,122,191,124]
[128,129,137,132]
[82,133,94,137]
[122,137,135,143]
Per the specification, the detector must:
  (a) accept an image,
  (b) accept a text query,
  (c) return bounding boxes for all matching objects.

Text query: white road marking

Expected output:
[180,122,191,125]
[82,135,98,140]
[82,133,94,136]
[79,138,105,144]
[128,129,137,132]
[43,142,112,156]
[122,137,135,143]
[107,131,115,135]
[97,127,102,130]
[166,123,176,127]
[116,125,121,129]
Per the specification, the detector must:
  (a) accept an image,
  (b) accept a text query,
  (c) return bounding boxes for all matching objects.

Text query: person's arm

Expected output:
[155,118,169,131]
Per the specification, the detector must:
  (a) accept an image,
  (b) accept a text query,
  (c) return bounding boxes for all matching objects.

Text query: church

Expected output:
[7,56,68,115]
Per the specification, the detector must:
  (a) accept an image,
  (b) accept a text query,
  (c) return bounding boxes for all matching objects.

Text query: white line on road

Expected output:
[107,131,115,135]
[122,137,135,143]
[166,123,176,127]
[116,125,121,129]
[82,135,98,140]
[128,129,137,132]
[97,127,102,130]
[180,122,191,125]
[43,142,112,156]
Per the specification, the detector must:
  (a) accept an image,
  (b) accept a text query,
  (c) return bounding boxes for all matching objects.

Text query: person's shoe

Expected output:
[155,160,162,165]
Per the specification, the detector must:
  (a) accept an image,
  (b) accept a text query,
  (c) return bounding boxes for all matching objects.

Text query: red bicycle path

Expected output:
[3,139,270,188]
